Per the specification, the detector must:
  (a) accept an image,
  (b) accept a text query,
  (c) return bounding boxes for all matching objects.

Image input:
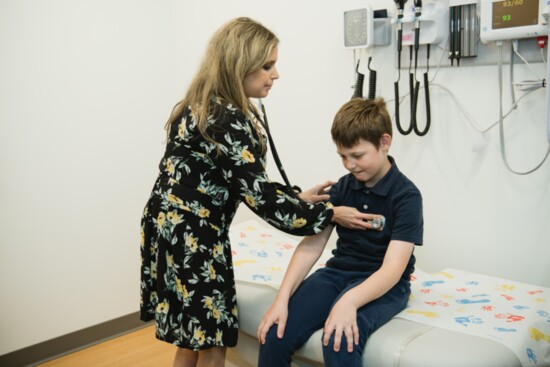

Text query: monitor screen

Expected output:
[492,0,539,29]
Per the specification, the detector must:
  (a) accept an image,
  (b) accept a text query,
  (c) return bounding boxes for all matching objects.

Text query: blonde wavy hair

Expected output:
[165,17,279,151]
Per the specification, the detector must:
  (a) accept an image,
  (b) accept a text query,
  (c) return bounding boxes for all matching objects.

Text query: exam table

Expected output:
[227,220,547,367]
[227,280,521,367]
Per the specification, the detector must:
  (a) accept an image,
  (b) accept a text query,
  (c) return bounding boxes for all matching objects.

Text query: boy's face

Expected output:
[336,137,391,188]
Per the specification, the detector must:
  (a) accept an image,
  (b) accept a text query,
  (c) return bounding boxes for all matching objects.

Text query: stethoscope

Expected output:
[393,0,431,136]
[253,99,301,199]
[254,101,386,229]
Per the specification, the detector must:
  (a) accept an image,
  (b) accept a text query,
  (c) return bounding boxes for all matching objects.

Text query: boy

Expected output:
[256,97,423,366]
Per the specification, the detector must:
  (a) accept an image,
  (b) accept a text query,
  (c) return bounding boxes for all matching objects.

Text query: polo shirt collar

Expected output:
[350,155,399,197]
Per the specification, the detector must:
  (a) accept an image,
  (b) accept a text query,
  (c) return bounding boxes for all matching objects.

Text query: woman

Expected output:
[140,17,375,367]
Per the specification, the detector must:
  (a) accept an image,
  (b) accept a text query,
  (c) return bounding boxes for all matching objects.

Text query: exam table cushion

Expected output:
[234,280,521,367]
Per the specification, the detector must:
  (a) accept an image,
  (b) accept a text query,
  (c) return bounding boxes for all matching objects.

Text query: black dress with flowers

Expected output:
[140,99,333,350]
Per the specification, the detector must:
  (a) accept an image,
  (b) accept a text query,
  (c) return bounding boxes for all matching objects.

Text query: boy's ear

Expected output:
[380,134,392,152]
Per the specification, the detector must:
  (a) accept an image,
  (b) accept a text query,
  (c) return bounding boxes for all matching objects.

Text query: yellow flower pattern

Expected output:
[167,211,182,225]
[167,194,183,205]
[165,158,175,175]
[156,212,166,227]
[203,296,213,310]
[209,264,216,280]
[198,208,210,218]
[186,235,199,253]
[178,121,186,140]
[244,195,256,208]
[292,218,307,228]
[241,149,255,163]
[193,327,206,346]
[156,300,169,314]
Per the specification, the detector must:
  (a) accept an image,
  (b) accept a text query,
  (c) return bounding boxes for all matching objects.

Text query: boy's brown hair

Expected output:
[331,97,392,149]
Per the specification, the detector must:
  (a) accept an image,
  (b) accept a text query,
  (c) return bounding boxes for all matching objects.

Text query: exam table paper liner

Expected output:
[396,267,550,367]
[229,220,550,367]
[229,219,332,288]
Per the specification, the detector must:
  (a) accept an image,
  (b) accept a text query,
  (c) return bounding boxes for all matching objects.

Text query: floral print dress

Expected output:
[140,99,333,350]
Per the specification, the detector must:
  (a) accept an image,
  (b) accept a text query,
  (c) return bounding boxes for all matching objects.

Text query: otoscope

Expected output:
[393,0,413,135]
[393,0,431,136]
[411,0,431,136]
[395,0,406,72]
[413,0,422,72]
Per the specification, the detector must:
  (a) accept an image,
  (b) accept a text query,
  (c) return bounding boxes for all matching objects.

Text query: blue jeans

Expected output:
[258,267,410,367]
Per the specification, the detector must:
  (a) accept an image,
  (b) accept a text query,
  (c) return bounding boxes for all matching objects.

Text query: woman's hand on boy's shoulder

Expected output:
[299,180,336,203]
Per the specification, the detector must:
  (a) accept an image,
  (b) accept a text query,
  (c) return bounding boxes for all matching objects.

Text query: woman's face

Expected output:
[243,46,279,98]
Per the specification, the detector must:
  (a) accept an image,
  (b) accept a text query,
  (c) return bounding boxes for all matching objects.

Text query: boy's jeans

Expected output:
[258,267,410,367]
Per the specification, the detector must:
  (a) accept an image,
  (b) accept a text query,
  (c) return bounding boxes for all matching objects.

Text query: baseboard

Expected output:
[0,311,151,367]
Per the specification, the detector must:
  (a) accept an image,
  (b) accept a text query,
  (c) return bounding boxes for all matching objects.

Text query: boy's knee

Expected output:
[262,326,280,346]
[261,325,292,353]
[258,326,294,367]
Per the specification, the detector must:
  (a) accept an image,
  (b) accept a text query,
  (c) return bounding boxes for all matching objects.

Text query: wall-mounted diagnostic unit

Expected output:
[398,1,449,46]
[343,5,390,49]
[480,0,548,43]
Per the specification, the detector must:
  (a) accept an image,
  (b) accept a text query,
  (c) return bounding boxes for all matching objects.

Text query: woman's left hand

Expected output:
[331,207,382,230]
[299,180,336,203]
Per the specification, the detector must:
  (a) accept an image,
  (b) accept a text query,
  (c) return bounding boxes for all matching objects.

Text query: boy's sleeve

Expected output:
[391,189,423,246]
[327,177,343,207]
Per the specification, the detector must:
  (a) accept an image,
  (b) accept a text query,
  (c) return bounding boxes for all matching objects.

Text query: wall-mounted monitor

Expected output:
[480,0,548,43]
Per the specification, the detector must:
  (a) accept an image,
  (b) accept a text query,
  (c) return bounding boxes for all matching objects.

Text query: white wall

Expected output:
[1,0,549,356]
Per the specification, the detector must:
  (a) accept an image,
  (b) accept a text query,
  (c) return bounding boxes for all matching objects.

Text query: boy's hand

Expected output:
[257,300,289,344]
[299,180,336,203]
[323,298,359,353]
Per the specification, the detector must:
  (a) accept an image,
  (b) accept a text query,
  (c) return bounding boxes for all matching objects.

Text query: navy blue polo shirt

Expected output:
[326,156,423,280]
